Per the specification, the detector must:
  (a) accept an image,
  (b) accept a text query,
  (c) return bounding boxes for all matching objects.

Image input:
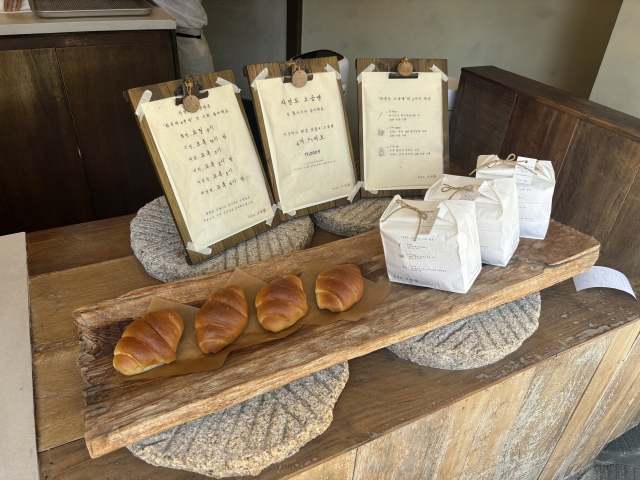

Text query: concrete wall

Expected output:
[202,0,287,98]
[302,0,623,137]
[590,0,640,119]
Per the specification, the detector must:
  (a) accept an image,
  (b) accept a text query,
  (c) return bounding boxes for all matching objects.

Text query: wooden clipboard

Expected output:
[126,71,279,265]
[356,58,450,198]
[244,56,359,220]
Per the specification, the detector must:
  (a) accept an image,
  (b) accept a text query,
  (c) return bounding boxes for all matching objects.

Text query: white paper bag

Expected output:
[379,195,482,294]
[475,154,556,240]
[425,175,519,267]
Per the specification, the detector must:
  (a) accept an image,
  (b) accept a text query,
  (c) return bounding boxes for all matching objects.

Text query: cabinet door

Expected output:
[56,32,176,219]
[0,49,96,235]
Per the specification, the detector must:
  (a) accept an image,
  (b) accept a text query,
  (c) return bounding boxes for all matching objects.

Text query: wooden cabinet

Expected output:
[0,30,178,235]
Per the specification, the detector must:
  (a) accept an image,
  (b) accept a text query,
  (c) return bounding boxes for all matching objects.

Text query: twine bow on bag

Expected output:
[469,153,538,175]
[380,199,437,242]
[441,183,476,200]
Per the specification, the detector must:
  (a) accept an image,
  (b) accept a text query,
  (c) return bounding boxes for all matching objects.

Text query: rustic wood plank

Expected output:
[126,70,279,265]
[26,215,134,277]
[540,320,640,479]
[602,169,640,278]
[289,450,356,480]
[499,94,578,177]
[74,221,599,458]
[355,58,449,198]
[244,56,359,219]
[449,73,516,173]
[552,120,640,242]
[461,66,640,144]
[30,256,160,451]
[491,334,611,479]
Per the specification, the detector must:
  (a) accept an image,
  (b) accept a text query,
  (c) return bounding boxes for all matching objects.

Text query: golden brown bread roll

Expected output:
[315,264,365,312]
[195,285,248,354]
[255,275,308,332]
[113,310,184,376]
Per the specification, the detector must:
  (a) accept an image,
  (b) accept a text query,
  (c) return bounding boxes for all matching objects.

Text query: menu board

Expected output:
[361,72,444,191]
[255,71,356,214]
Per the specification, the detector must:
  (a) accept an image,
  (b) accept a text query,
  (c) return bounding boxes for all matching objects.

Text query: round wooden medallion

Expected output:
[291,69,308,88]
[397,58,414,77]
[183,95,200,113]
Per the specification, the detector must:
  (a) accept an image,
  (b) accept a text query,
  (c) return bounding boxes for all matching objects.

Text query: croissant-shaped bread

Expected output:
[195,285,248,354]
[113,310,184,376]
[255,275,308,332]
[316,264,365,312]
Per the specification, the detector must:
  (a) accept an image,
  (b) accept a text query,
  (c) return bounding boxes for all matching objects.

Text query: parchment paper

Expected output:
[113,260,390,382]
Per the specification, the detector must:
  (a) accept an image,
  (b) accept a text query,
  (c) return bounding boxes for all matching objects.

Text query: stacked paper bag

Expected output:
[475,154,556,240]
[379,195,482,294]
[425,175,519,267]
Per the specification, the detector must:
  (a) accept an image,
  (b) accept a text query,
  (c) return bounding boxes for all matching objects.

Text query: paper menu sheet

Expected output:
[362,71,444,191]
[143,85,274,249]
[256,72,356,213]
[573,266,637,300]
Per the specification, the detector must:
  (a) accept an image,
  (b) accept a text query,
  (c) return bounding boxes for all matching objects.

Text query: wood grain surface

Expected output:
[355,58,449,198]
[0,49,96,235]
[73,220,599,458]
[126,70,279,265]
[244,56,359,219]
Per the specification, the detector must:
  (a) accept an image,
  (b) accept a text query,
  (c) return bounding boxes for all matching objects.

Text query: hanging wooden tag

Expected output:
[175,75,209,112]
[291,69,308,88]
[397,57,414,77]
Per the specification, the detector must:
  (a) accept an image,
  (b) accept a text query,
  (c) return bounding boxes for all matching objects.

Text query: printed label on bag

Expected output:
[513,157,537,184]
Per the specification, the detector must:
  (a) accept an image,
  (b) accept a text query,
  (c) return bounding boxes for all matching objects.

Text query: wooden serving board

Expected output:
[74,220,599,458]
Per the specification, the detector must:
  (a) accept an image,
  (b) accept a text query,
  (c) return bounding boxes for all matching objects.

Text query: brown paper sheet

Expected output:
[114,259,390,382]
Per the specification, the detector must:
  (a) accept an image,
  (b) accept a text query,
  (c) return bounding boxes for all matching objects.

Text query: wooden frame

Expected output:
[356,58,450,198]
[244,56,359,221]
[126,71,279,265]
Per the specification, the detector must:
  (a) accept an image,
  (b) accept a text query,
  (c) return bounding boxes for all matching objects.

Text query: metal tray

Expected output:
[29,0,152,18]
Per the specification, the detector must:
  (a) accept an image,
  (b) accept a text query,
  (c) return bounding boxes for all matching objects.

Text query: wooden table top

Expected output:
[27,215,640,479]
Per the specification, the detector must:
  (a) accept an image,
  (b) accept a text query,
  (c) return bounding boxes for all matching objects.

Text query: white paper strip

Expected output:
[368,189,379,194]
[573,266,637,300]
[215,77,241,93]
[266,204,278,226]
[250,68,269,90]
[513,157,537,185]
[187,241,212,255]
[324,64,342,80]
[135,90,153,119]
[357,63,376,84]
[347,181,364,202]
[430,64,449,82]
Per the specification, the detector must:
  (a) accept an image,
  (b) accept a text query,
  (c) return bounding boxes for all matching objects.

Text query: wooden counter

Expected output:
[28,216,640,479]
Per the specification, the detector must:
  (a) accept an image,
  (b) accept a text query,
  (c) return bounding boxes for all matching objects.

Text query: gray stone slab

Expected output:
[311,197,399,237]
[131,197,314,283]
[128,362,349,478]
[387,293,541,370]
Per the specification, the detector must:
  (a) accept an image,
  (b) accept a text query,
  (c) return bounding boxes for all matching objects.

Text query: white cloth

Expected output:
[1,0,30,11]
[255,71,356,213]
[425,175,519,267]
[361,71,445,190]
[380,195,482,294]
[154,0,213,76]
[475,155,556,240]
[142,85,274,249]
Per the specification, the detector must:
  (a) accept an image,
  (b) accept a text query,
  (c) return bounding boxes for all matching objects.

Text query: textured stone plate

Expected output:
[127,362,349,478]
[130,197,314,283]
[387,293,541,370]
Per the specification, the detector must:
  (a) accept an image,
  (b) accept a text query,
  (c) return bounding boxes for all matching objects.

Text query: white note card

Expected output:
[513,157,537,185]
[573,266,637,300]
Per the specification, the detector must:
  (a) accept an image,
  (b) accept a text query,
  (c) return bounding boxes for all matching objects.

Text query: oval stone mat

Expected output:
[311,197,420,237]
[131,197,314,283]
[387,293,541,370]
[127,362,349,478]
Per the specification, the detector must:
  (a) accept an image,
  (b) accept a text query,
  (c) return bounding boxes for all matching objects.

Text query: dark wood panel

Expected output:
[0,49,96,235]
[286,0,303,59]
[552,120,640,242]
[602,170,640,277]
[0,30,173,51]
[56,40,177,218]
[449,73,516,173]
[500,95,578,176]
[463,66,640,143]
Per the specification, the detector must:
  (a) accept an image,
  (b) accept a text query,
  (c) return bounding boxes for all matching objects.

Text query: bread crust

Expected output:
[315,264,364,312]
[256,275,308,332]
[195,285,248,354]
